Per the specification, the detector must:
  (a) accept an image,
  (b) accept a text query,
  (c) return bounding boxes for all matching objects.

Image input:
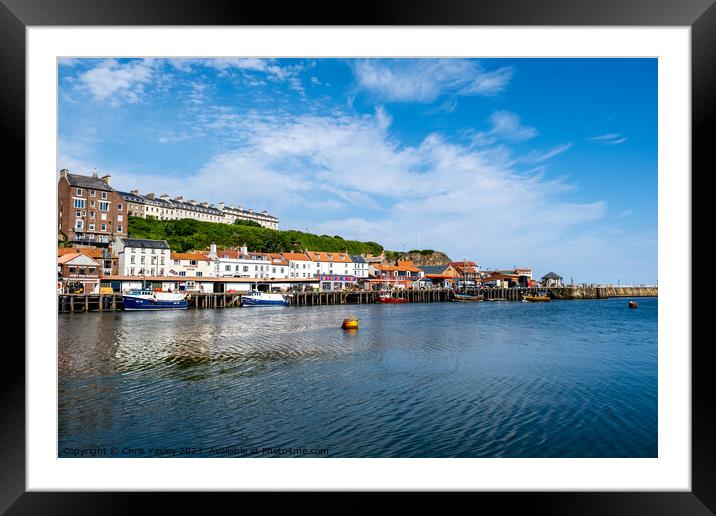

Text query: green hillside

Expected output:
[127,216,385,255]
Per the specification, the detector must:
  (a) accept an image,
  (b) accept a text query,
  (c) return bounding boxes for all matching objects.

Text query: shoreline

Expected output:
[58,286,658,313]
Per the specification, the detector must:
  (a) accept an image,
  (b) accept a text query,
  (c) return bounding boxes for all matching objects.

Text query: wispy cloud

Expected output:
[520,143,574,164]
[472,111,538,146]
[351,59,512,103]
[589,133,628,145]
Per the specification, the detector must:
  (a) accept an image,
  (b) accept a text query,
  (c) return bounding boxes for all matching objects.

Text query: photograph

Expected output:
[56,56,659,459]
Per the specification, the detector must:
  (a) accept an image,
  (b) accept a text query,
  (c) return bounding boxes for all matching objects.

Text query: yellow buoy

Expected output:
[342,316,359,329]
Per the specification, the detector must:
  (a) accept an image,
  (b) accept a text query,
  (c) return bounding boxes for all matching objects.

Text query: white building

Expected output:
[117,190,278,228]
[281,252,316,279]
[113,237,171,277]
[306,251,354,278]
[168,252,215,277]
[206,244,284,279]
[350,255,369,278]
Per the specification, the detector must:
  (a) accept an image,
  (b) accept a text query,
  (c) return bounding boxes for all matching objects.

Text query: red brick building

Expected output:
[58,170,127,247]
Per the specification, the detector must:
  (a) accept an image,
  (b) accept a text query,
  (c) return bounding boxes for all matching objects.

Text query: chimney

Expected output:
[101,174,111,186]
[217,202,225,211]
[60,169,69,180]
[188,199,196,205]
[160,193,170,200]
[174,195,183,201]
[92,168,98,178]
[200,201,209,207]
[145,192,155,200]
[208,243,217,259]
[240,243,248,256]
[130,189,139,195]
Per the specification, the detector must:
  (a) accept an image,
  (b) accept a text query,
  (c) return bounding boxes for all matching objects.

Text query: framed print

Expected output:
[4,0,711,513]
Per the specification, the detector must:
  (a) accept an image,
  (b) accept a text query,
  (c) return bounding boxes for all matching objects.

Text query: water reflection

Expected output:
[59,299,658,457]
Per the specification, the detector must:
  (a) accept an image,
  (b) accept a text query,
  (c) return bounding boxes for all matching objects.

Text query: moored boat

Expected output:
[522,293,550,302]
[453,292,484,302]
[123,289,188,310]
[376,290,408,304]
[241,290,290,306]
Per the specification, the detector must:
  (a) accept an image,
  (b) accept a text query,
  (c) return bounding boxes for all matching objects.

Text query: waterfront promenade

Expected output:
[57,286,658,313]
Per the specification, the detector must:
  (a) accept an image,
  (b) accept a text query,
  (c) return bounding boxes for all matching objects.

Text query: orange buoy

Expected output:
[628,301,638,309]
[342,316,359,329]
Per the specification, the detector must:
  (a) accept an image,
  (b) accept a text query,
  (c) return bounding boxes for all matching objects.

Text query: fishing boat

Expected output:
[241,290,290,306]
[376,290,408,304]
[453,292,484,302]
[522,293,550,302]
[123,289,188,310]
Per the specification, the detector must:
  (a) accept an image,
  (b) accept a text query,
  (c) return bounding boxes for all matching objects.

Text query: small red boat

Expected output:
[376,291,408,304]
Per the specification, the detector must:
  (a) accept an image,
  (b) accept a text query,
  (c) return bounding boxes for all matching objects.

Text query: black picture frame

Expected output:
[4,0,709,512]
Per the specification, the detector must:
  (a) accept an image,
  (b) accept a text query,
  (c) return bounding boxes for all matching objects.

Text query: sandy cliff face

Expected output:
[391,251,453,266]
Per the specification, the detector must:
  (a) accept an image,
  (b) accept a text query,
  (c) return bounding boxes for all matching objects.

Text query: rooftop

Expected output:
[119,238,170,250]
[64,172,113,191]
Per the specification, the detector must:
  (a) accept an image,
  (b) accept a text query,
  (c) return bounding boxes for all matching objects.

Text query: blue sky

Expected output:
[58,58,657,284]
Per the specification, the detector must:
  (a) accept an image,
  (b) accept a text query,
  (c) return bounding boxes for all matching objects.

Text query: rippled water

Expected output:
[58,298,657,457]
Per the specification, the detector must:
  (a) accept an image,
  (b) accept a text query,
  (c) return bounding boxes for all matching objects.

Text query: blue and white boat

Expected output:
[241,290,290,306]
[123,289,188,311]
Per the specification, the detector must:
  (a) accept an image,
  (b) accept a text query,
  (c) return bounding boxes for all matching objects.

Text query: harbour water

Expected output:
[58,297,657,457]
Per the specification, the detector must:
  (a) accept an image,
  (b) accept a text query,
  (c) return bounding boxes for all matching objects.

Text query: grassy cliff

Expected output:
[127,216,385,255]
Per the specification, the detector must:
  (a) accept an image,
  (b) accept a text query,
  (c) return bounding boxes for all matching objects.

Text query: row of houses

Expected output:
[58,170,279,247]
[58,238,563,295]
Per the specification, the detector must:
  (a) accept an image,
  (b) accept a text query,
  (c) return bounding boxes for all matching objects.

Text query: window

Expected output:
[89,267,96,273]
[76,188,82,196]
[99,201,110,211]
[141,256,145,264]
[131,256,135,264]
[179,271,186,277]
[174,260,180,265]
[89,223,95,231]
[117,225,123,233]
[90,211,95,219]
[101,224,107,232]
[90,190,96,197]
[117,215,123,222]
[118,204,123,211]
[90,201,95,207]
[190,260,197,266]
[196,272,203,277]
[75,220,83,230]
[76,211,81,218]
[101,192,108,199]
[160,257,164,265]
[243,266,248,272]
[73,198,85,209]
[225,265,231,271]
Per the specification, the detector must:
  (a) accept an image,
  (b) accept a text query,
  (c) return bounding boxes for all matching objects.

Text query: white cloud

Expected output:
[589,133,628,145]
[472,111,538,146]
[520,143,574,164]
[352,59,512,103]
[76,59,156,105]
[111,110,613,277]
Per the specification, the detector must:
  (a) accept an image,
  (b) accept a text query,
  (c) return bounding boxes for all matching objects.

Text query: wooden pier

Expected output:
[58,286,657,313]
